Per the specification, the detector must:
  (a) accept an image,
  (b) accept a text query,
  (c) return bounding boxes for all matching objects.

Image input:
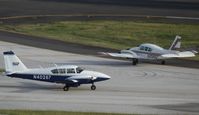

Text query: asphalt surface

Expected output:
[0,0,199,24]
[0,41,199,114]
[0,0,199,17]
[0,1,199,114]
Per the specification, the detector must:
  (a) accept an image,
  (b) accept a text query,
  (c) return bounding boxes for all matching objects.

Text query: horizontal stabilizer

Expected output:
[159,51,195,59]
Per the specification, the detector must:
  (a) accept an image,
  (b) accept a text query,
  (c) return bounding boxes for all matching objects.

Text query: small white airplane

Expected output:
[100,36,197,65]
[3,51,111,91]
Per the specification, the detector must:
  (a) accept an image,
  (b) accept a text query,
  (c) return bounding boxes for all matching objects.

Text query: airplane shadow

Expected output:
[0,81,98,93]
[0,81,62,93]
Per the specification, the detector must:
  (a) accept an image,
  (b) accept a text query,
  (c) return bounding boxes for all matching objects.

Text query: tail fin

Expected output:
[169,35,181,50]
[3,51,28,74]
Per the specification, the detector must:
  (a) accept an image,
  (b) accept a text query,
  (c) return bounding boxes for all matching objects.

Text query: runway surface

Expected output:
[0,41,199,114]
[0,0,199,24]
[0,0,199,18]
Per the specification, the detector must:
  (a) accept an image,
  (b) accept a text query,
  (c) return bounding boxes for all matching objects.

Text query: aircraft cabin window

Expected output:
[67,68,76,74]
[59,68,66,74]
[76,67,84,73]
[51,69,58,74]
[51,68,66,74]
[145,47,149,51]
[140,46,144,50]
[148,48,152,52]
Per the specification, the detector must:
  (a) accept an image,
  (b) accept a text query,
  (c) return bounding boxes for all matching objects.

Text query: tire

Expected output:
[161,60,166,65]
[91,85,96,90]
[63,86,69,91]
[132,59,138,65]
[135,59,139,64]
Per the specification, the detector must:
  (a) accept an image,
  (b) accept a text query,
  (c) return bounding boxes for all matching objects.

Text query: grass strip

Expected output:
[0,110,139,115]
[0,20,198,60]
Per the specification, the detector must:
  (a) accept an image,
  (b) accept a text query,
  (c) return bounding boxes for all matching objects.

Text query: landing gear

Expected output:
[132,58,138,65]
[91,84,96,90]
[161,60,166,65]
[63,85,69,91]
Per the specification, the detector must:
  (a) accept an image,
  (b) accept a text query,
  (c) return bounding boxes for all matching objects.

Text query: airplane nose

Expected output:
[99,73,111,80]
[83,70,111,81]
[104,74,111,79]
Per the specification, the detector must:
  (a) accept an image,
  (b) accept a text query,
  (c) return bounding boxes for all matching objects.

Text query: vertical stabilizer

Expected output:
[3,51,28,74]
[169,35,181,50]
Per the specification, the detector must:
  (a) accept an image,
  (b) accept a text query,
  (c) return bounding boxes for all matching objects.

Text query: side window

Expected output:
[67,68,76,74]
[59,68,66,74]
[148,48,152,52]
[145,47,148,51]
[140,46,144,50]
[51,69,58,74]
[51,68,66,74]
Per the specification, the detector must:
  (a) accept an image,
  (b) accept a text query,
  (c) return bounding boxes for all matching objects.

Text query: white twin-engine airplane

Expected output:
[3,51,111,91]
[100,36,197,65]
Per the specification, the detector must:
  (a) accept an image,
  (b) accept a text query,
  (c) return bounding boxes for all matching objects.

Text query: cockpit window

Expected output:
[67,68,76,74]
[140,46,152,52]
[76,67,84,73]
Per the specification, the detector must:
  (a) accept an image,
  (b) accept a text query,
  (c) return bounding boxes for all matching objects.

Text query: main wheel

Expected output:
[135,59,139,64]
[132,59,137,65]
[91,85,96,90]
[161,60,166,65]
[63,86,69,91]
[132,61,137,65]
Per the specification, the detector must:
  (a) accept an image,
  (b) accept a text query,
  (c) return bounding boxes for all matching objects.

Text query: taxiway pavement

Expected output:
[0,41,199,114]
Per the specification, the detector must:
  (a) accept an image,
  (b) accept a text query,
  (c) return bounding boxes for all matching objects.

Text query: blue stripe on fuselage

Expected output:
[8,73,71,83]
[7,73,108,85]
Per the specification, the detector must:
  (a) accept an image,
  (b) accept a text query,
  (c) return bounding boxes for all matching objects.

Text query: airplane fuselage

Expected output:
[7,70,110,85]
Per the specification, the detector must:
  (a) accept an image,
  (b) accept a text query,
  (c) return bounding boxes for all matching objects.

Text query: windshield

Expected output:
[76,67,84,73]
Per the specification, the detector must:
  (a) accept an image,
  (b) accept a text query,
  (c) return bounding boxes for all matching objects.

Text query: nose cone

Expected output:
[82,70,111,82]
[96,72,111,81]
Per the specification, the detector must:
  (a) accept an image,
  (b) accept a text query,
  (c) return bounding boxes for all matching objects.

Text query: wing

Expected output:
[159,51,195,59]
[63,79,78,84]
[99,52,137,58]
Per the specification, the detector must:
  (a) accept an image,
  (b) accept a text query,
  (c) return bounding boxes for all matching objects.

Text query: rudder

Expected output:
[169,35,181,50]
[3,51,28,74]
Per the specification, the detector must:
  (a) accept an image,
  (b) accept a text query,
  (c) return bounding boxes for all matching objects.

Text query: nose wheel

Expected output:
[63,85,69,91]
[91,84,96,90]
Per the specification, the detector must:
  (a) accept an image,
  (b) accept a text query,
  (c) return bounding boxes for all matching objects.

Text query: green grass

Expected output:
[0,21,198,61]
[189,54,199,61]
[0,110,137,115]
[0,21,199,50]
[0,68,5,73]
